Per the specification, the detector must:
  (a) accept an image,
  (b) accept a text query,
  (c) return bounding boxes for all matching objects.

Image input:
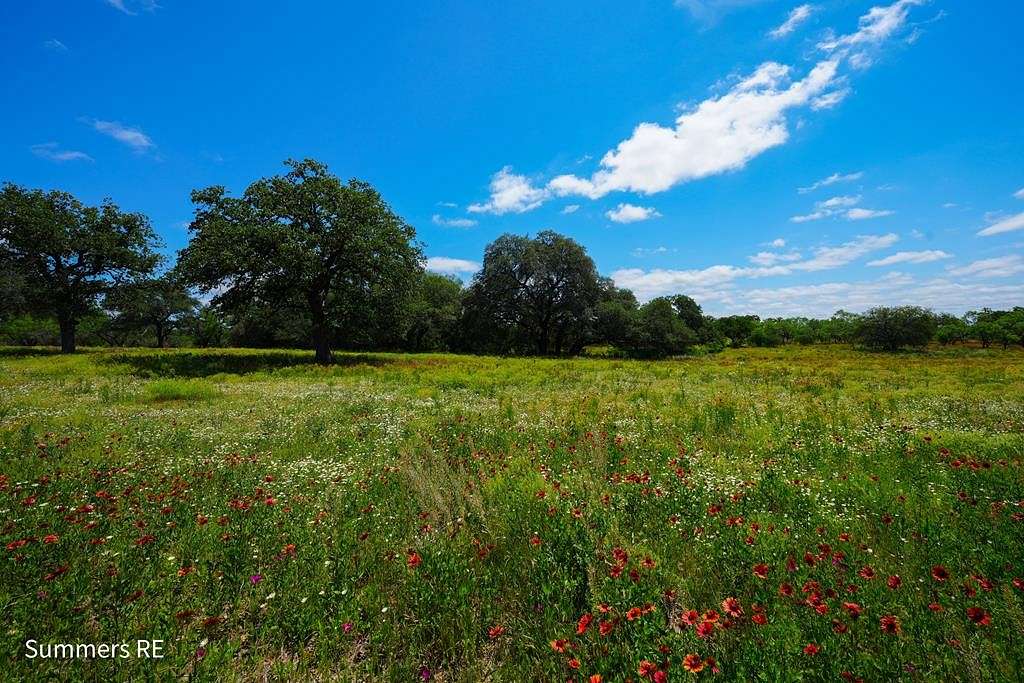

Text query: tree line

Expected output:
[2,159,1022,360]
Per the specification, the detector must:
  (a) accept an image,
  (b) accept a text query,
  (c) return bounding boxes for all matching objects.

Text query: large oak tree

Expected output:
[176,159,421,363]
[0,183,160,353]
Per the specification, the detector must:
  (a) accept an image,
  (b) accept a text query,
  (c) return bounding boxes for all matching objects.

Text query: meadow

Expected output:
[1,345,1022,682]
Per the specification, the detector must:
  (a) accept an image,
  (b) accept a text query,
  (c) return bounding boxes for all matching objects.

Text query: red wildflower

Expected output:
[626,606,643,621]
[638,660,658,678]
[680,609,700,626]
[779,583,794,597]
[803,643,820,656]
[842,602,862,619]
[683,654,704,673]
[577,613,593,635]
[135,534,155,546]
[753,563,769,579]
[42,534,59,544]
[858,566,875,580]
[488,625,505,639]
[880,614,901,634]
[568,658,580,670]
[931,565,950,582]
[530,535,542,547]
[599,619,615,636]
[887,575,902,589]
[589,676,603,683]
[407,551,422,568]
[550,639,569,653]
[752,613,768,625]
[966,607,991,626]
[695,621,715,639]
[722,597,743,618]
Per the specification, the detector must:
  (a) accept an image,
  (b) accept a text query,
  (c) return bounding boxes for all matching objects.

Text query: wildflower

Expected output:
[638,660,658,678]
[931,565,950,582]
[887,575,902,589]
[568,658,580,670]
[550,639,569,653]
[683,654,705,673]
[880,614,901,634]
[530,535,542,547]
[577,613,593,635]
[722,597,742,618]
[695,621,714,639]
[753,563,769,579]
[752,612,768,625]
[626,606,643,621]
[803,643,820,656]
[858,566,875,580]
[488,625,505,639]
[43,534,59,544]
[589,676,602,683]
[250,574,262,585]
[842,602,862,619]
[599,620,615,636]
[407,551,422,568]
[966,607,990,626]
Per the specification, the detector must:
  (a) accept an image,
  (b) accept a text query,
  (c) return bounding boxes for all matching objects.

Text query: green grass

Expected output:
[1,345,1022,681]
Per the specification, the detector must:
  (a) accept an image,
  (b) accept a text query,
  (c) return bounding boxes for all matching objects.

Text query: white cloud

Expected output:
[1014,187,1024,200]
[818,0,927,53]
[561,204,581,214]
[769,238,786,248]
[30,142,92,163]
[942,202,958,208]
[89,119,154,151]
[811,88,850,110]
[947,255,1024,278]
[846,207,894,220]
[43,39,68,51]
[425,257,480,275]
[977,211,1024,237]
[798,171,863,194]
[675,0,767,24]
[790,194,861,222]
[866,249,951,266]
[632,246,671,257]
[468,166,549,215]
[606,203,661,223]
[612,233,898,299]
[431,214,477,228]
[105,0,159,15]
[748,250,803,266]
[770,4,815,39]
[436,201,458,208]
[548,59,841,200]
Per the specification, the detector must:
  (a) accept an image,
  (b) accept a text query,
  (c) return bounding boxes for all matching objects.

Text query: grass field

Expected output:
[1,346,1023,681]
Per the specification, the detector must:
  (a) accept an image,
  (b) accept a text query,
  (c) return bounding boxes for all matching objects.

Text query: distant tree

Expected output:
[627,297,697,358]
[186,306,229,348]
[461,231,602,355]
[0,258,25,322]
[105,273,198,347]
[750,320,785,347]
[854,306,937,351]
[0,184,160,353]
[593,285,639,348]
[177,159,422,363]
[404,272,463,351]
[715,315,759,347]
[935,319,969,345]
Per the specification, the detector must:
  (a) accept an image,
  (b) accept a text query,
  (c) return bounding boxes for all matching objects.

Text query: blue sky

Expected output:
[2,0,1022,316]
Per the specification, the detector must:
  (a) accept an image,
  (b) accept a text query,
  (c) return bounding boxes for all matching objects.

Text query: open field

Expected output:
[1,346,1023,681]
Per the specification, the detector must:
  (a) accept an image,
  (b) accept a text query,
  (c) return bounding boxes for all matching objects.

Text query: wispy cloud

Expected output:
[42,39,68,52]
[818,0,927,53]
[425,257,480,275]
[976,211,1024,237]
[30,142,92,163]
[947,255,1024,278]
[561,204,580,215]
[867,250,951,266]
[1014,187,1024,200]
[87,119,154,152]
[431,214,477,228]
[749,250,802,266]
[105,0,160,15]
[606,203,660,224]
[791,194,860,222]
[632,246,673,257]
[770,4,815,39]
[798,171,863,194]
[612,233,899,299]
[846,207,894,220]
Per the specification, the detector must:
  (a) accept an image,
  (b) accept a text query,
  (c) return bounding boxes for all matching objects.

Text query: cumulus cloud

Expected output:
[976,211,1024,237]
[431,214,477,228]
[560,204,580,215]
[30,142,92,163]
[606,203,661,223]
[791,194,861,222]
[770,4,815,39]
[88,119,154,151]
[846,207,894,220]
[798,171,864,194]
[947,255,1024,278]
[425,257,480,275]
[468,166,549,215]
[769,238,786,248]
[866,250,951,266]
[548,59,841,200]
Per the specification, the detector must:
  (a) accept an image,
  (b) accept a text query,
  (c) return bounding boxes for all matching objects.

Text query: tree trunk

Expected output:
[155,322,166,348]
[58,314,76,354]
[313,323,332,364]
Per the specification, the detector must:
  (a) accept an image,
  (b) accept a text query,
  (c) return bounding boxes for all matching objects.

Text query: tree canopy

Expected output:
[0,183,160,352]
[176,159,422,363]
